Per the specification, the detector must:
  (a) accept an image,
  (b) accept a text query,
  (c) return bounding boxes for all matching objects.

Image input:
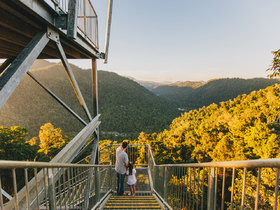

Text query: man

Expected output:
[115,141,129,195]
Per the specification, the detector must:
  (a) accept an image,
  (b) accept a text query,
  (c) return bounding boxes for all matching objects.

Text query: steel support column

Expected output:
[83,136,99,209]
[92,58,98,116]
[104,0,113,64]
[0,31,49,109]
[67,0,79,39]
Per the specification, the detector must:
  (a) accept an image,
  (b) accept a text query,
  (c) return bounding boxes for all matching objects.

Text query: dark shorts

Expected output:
[128,183,136,188]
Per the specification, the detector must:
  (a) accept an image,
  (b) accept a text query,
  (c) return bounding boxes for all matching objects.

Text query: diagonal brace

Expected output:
[55,41,93,121]
[0,32,49,109]
[0,58,15,75]
[27,72,87,126]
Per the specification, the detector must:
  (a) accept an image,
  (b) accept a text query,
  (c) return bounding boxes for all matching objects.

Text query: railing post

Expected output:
[108,146,111,163]
[94,167,100,203]
[163,166,168,201]
[109,165,113,191]
[48,168,57,210]
[153,166,157,191]
[207,168,215,210]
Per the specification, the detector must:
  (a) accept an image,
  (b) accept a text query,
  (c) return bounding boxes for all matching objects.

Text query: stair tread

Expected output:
[103,207,161,209]
[106,202,159,203]
[104,195,162,209]
[110,196,154,198]
[107,202,159,205]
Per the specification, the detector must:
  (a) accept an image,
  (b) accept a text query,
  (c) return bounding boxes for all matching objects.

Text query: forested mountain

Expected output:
[138,84,280,164]
[0,60,179,139]
[134,83,280,209]
[151,78,280,110]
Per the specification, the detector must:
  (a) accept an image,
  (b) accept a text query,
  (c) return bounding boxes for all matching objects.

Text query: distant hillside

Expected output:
[151,78,280,110]
[140,83,280,164]
[134,80,172,91]
[159,81,204,88]
[0,61,179,139]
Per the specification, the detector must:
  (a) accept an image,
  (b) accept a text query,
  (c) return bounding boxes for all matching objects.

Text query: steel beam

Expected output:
[67,0,78,39]
[92,58,98,116]
[52,115,100,163]
[5,116,100,209]
[0,31,49,109]
[56,41,93,121]
[27,72,87,126]
[104,0,113,64]
[84,136,99,209]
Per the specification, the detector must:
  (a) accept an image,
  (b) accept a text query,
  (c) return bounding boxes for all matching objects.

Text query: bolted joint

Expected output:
[55,14,68,30]
[47,27,60,43]
[99,52,106,59]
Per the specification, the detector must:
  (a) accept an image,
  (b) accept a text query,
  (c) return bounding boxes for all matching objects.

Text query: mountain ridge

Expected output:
[0,60,179,139]
[150,77,280,110]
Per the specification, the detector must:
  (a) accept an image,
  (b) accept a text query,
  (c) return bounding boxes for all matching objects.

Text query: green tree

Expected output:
[267,49,280,78]
[0,126,38,161]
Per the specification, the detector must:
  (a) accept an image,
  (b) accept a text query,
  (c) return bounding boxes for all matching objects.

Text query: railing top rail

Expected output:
[99,144,149,151]
[0,160,111,169]
[99,143,280,169]
[158,158,280,168]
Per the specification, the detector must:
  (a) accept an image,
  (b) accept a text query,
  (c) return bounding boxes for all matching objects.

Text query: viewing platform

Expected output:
[0,0,100,59]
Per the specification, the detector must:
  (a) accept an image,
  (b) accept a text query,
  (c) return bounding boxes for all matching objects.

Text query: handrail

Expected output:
[0,160,109,169]
[145,144,280,210]
[4,144,280,209]
[158,158,280,168]
[0,160,112,209]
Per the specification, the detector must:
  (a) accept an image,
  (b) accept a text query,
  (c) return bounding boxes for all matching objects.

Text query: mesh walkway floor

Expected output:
[102,195,163,209]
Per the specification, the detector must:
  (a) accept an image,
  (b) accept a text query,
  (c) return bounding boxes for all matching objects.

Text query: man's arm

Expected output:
[124,153,129,167]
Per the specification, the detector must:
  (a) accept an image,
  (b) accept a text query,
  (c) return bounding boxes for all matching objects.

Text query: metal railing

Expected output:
[2,144,280,209]
[0,161,112,209]
[146,144,280,210]
[44,0,99,48]
[99,144,149,167]
[99,144,152,194]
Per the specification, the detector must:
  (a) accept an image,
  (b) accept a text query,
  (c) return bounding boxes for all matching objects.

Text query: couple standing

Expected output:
[115,142,137,196]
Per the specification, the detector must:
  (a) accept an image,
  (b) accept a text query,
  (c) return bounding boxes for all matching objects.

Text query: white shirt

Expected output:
[116,146,121,153]
[115,147,128,174]
[126,168,137,185]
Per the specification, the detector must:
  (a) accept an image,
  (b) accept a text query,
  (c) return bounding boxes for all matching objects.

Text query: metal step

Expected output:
[102,195,163,210]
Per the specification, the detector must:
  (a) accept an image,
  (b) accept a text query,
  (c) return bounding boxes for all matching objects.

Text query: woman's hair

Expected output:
[128,162,134,175]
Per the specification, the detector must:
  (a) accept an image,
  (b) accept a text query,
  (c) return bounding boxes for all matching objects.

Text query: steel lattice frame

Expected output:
[0,1,100,208]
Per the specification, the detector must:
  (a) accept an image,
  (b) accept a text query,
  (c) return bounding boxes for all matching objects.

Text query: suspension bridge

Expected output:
[1,0,280,209]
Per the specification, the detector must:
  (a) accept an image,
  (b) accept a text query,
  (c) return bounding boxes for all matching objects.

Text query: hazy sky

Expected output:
[5,1,280,82]
[86,0,280,82]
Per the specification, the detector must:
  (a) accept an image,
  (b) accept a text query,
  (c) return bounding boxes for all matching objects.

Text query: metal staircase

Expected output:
[2,144,280,209]
[102,195,163,209]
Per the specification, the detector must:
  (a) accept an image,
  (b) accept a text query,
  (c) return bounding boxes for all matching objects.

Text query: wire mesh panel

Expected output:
[43,0,99,48]
[99,144,152,196]
[99,144,149,167]
[78,0,99,48]
[0,161,112,210]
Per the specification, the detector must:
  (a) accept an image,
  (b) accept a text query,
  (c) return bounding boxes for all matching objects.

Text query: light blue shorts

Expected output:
[128,183,136,188]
